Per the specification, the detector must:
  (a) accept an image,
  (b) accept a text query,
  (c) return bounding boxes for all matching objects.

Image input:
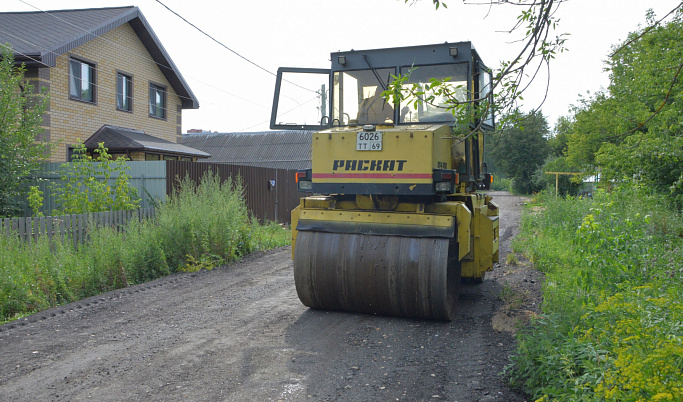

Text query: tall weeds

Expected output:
[507,185,683,400]
[0,171,290,323]
[156,172,252,270]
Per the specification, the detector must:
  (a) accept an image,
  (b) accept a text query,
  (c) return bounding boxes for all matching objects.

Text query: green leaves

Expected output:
[49,142,140,214]
[488,110,551,194]
[507,186,683,399]
[564,10,683,208]
[395,1,567,135]
[0,45,52,217]
[405,0,447,9]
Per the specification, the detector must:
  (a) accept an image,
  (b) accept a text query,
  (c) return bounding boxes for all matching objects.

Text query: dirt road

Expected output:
[0,191,541,401]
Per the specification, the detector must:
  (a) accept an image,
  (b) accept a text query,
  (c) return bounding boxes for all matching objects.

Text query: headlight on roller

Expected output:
[433,169,457,194]
[295,169,313,192]
[435,181,451,192]
[298,180,313,191]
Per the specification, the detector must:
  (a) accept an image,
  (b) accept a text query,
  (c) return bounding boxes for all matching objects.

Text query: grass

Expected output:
[491,176,512,191]
[505,185,683,400]
[506,253,519,265]
[0,172,290,323]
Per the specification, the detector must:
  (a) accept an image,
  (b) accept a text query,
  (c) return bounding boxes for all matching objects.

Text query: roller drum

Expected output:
[294,231,460,321]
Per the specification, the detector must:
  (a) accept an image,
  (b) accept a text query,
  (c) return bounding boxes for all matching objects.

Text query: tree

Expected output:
[532,115,582,196]
[49,142,140,215]
[564,8,683,206]
[396,0,568,132]
[548,115,572,157]
[488,111,550,194]
[0,45,51,217]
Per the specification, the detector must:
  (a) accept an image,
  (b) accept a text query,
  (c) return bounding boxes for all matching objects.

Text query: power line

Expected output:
[2,32,274,134]
[154,0,317,94]
[0,35,178,116]
[14,0,274,109]
[154,0,276,79]
[6,1,315,132]
[2,39,287,135]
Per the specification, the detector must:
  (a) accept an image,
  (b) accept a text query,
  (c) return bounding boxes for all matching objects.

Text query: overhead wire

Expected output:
[9,0,320,132]
[1,32,313,135]
[153,0,318,95]
[0,30,178,118]
[153,1,276,80]
[237,95,321,132]
[13,0,276,128]
[15,0,196,109]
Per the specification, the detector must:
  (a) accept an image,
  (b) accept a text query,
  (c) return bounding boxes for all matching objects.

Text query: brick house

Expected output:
[0,6,209,162]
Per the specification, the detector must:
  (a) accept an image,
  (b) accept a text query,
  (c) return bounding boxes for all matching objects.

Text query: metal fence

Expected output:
[166,161,303,224]
[27,161,166,216]
[1,208,156,247]
[24,161,303,225]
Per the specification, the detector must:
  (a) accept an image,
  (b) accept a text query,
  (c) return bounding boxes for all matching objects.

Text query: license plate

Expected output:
[356,131,383,151]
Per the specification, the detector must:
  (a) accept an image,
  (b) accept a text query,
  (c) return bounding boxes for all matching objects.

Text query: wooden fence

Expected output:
[1,208,155,247]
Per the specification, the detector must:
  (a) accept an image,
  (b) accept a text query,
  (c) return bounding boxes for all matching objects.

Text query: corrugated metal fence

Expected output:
[31,161,166,214]
[26,161,303,224]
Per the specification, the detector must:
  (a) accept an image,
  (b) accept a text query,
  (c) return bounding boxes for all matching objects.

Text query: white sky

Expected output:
[2,0,680,133]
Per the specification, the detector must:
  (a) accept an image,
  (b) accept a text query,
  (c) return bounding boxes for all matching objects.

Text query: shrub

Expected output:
[507,183,683,400]
[155,171,252,271]
[0,171,290,323]
[49,142,140,215]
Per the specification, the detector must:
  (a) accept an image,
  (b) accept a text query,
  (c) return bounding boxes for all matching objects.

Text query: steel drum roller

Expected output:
[294,231,461,320]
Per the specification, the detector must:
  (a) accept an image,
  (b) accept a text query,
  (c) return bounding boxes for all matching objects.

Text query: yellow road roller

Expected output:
[270,42,498,321]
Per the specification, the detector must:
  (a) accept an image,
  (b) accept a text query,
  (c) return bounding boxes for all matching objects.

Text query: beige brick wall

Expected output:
[38,23,184,161]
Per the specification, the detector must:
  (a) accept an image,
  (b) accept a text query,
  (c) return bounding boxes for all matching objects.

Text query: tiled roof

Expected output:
[180,131,312,170]
[86,125,210,158]
[0,6,198,109]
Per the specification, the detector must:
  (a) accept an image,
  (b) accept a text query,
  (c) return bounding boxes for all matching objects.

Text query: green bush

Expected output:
[506,184,683,400]
[0,171,290,323]
[491,176,512,191]
[49,142,140,215]
[156,172,253,271]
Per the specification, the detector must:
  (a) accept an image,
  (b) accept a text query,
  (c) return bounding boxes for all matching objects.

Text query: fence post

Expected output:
[39,216,46,242]
[47,216,53,242]
[60,216,67,245]
[21,217,28,242]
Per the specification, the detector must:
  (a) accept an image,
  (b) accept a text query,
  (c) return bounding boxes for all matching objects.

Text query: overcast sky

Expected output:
[2,0,680,133]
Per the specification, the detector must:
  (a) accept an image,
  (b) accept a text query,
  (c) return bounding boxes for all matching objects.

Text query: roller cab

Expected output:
[273,42,498,321]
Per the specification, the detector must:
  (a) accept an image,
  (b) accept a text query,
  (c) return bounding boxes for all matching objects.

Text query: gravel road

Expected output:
[0,191,541,401]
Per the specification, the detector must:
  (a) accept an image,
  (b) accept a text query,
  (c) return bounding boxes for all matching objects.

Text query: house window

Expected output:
[69,58,95,102]
[145,153,161,161]
[116,73,133,111]
[149,83,166,119]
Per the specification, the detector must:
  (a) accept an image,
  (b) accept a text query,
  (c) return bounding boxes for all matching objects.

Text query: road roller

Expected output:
[270,42,499,321]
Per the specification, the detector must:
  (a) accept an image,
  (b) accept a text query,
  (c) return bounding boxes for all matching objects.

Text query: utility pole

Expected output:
[319,84,327,123]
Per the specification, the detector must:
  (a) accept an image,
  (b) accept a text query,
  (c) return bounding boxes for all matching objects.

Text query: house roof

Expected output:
[86,125,210,158]
[180,131,313,170]
[0,6,198,109]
